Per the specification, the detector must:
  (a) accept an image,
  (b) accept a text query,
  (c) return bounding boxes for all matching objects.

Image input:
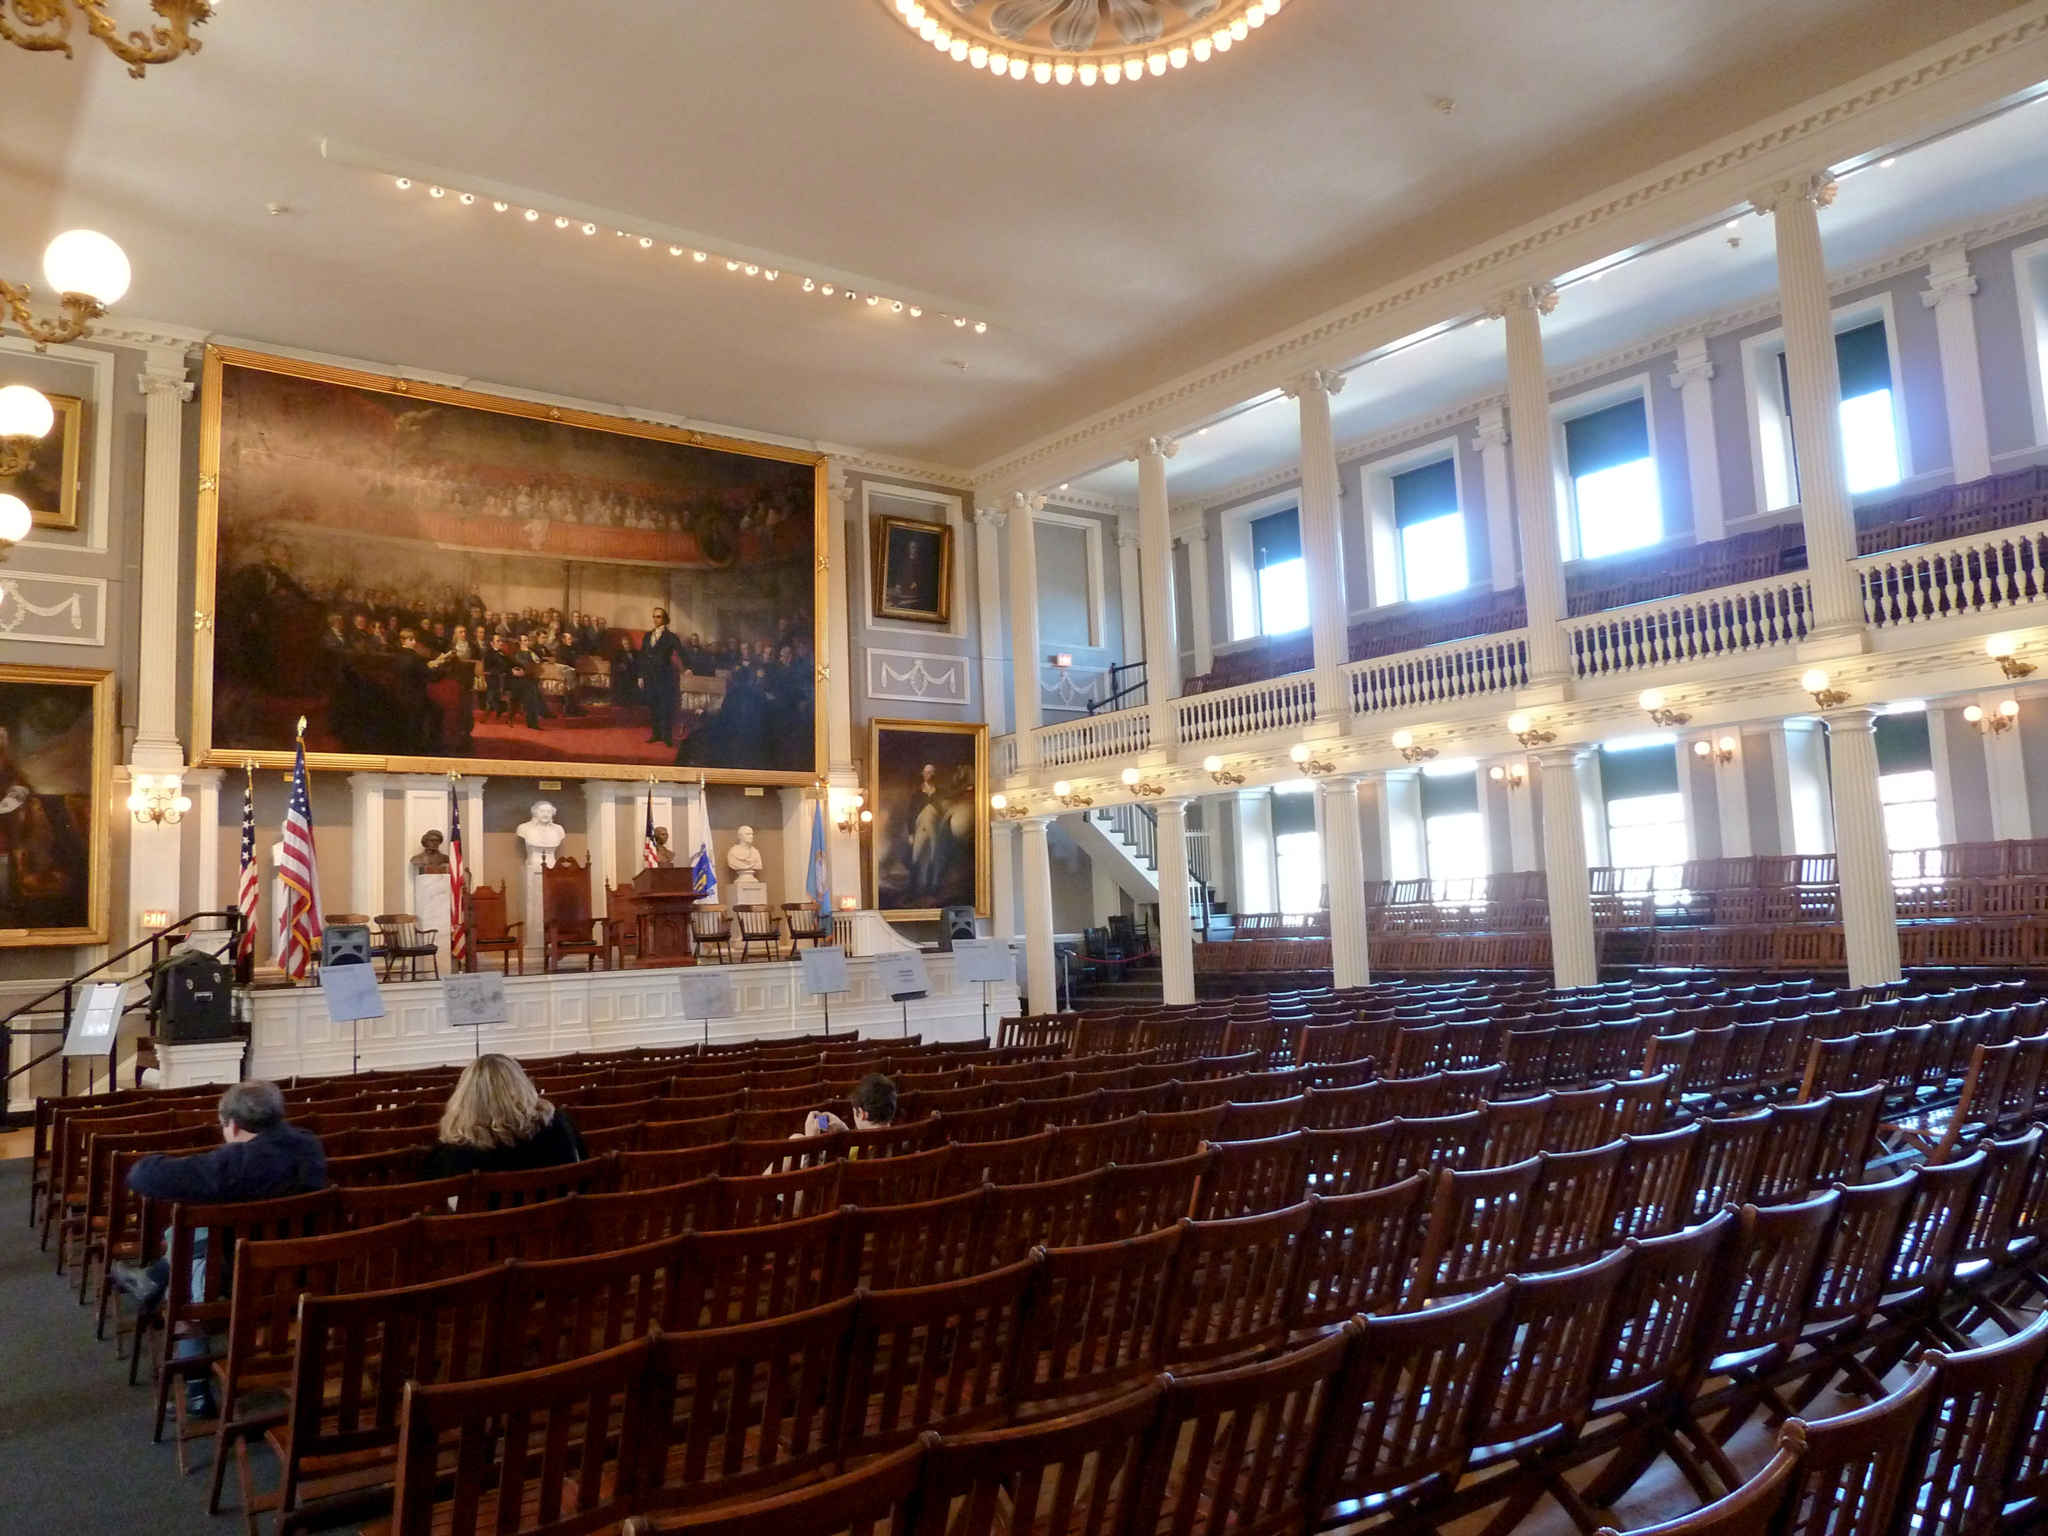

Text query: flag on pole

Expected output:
[685,790,717,904]
[448,785,469,971]
[277,723,323,981]
[642,795,660,870]
[806,799,831,916]
[234,765,259,968]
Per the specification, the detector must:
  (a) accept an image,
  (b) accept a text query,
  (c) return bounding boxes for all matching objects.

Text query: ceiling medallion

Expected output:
[885,0,1291,85]
[0,0,214,78]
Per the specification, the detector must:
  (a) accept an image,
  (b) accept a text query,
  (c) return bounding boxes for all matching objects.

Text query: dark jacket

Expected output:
[126,1122,328,1206]
[420,1110,585,1180]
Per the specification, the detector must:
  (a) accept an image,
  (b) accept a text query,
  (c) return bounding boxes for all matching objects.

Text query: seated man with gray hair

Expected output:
[109,1081,326,1417]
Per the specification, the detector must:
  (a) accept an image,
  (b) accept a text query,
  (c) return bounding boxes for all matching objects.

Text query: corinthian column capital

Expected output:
[138,368,194,403]
[1285,367,1347,400]
[1009,489,1046,516]
[972,504,1008,529]
[1134,435,1179,463]
[1489,282,1559,320]
[1749,171,1838,217]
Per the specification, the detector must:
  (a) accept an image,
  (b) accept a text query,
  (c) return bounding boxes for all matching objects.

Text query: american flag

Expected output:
[276,730,323,980]
[234,767,259,968]
[642,796,660,870]
[448,785,469,970]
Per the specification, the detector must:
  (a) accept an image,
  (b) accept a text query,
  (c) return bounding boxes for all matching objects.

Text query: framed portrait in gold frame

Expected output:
[871,514,953,625]
[866,717,988,920]
[0,391,83,532]
[0,664,113,947]
[193,345,827,784]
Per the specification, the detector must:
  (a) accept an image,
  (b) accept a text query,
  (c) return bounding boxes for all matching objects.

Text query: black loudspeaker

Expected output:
[322,923,373,968]
[940,905,978,951]
[154,950,235,1043]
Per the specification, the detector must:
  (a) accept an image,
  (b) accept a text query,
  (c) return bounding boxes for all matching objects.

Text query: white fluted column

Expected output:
[1320,775,1370,987]
[989,820,1017,942]
[1474,405,1517,592]
[1711,735,1755,860]
[1115,523,1144,666]
[1534,747,1598,989]
[1668,337,1726,543]
[1007,491,1046,769]
[1822,708,1903,986]
[1755,175,1861,633]
[1135,439,1180,749]
[1155,798,1195,1004]
[1289,370,1352,718]
[1182,525,1215,678]
[1018,815,1057,1010]
[584,781,621,911]
[1923,247,1992,485]
[348,773,388,918]
[1500,286,1570,681]
[973,504,1011,733]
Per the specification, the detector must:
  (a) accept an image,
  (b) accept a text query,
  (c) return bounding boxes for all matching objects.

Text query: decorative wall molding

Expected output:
[866,648,970,705]
[1043,489,1138,518]
[0,572,108,647]
[1041,663,1109,711]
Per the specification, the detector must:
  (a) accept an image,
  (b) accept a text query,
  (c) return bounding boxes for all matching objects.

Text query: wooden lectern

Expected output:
[622,866,697,968]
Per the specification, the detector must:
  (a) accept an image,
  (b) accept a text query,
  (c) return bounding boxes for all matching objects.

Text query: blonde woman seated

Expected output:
[423,1053,586,1179]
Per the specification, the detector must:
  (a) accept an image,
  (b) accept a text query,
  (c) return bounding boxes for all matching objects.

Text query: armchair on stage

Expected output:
[463,882,524,975]
[541,859,608,973]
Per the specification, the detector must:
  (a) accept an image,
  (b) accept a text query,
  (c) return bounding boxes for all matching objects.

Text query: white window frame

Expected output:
[859,480,968,639]
[2014,235,2048,450]
[1218,487,1304,644]
[1738,293,1910,514]
[1030,507,1109,649]
[1359,435,1468,607]
[1549,373,1660,565]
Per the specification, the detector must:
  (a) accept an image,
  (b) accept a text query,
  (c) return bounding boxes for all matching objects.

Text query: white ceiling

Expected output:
[0,0,2028,469]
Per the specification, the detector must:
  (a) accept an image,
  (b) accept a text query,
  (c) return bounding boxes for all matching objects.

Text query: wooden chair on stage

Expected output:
[606,880,644,968]
[371,914,439,981]
[690,906,732,964]
[735,904,784,963]
[782,901,832,958]
[463,882,523,974]
[541,858,607,973]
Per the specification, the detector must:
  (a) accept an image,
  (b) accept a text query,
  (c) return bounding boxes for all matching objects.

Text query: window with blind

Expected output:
[1270,782,1321,913]
[1391,458,1466,601]
[1420,765,1486,891]
[1562,395,1659,560]
[1250,507,1307,637]
[1776,318,1902,497]
[1874,706,1938,877]
[1599,739,1687,888]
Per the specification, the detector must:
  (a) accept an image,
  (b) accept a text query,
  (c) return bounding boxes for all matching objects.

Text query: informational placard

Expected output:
[678,969,737,1021]
[62,981,126,1057]
[874,950,930,1001]
[949,938,1013,985]
[443,972,509,1030]
[798,945,850,997]
[320,962,386,1024]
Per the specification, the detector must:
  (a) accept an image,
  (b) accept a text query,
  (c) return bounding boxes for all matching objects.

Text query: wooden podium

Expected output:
[620,867,697,968]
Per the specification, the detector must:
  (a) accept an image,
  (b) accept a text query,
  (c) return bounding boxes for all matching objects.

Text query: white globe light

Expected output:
[0,385,55,440]
[0,494,33,543]
[42,229,131,306]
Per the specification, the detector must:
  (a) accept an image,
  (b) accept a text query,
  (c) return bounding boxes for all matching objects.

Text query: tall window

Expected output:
[1563,396,1659,560]
[1392,459,1467,601]
[1271,782,1322,913]
[1250,508,1308,637]
[1600,738,1687,890]
[1777,319,1902,497]
[1875,706,1939,880]
[1421,763,1486,899]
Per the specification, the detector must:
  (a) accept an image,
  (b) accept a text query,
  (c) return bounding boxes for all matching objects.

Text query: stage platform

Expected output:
[157,950,1020,1085]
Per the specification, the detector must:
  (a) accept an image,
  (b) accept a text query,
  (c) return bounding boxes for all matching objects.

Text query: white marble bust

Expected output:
[726,824,764,877]
[517,799,567,870]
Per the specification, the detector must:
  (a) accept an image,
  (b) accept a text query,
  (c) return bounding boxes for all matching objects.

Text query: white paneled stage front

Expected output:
[204,952,1019,1083]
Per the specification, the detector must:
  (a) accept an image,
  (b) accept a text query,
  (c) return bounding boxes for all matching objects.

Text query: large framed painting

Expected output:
[194,346,826,783]
[871,514,952,625]
[0,390,83,532]
[0,665,112,946]
[867,718,987,919]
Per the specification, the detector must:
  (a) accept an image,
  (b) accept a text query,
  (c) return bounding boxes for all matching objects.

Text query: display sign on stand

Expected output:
[678,970,738,1049]
[949,938,1012,1042]
[873,950,930,1036]
[443,973,509,1057]
[62,981,128,1090]
[798,946,851,1035]
[319,963,385,1074]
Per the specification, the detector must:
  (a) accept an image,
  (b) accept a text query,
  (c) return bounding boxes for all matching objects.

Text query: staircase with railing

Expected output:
[1087,661,1149,715]
[1087,802,1217,934]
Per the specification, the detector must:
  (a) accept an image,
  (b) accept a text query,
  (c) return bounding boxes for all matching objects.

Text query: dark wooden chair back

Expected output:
[1292,1176,1429,1332]
[1194,1130,1308,1221]
[1088,1150,1209,1244]
[1161,1200,1313,1369]
[909,1383,1161,1536]
[619,1442,924,1536]
[844,1189,988,1293]
[678,1209,849,1329]
[1013,1225,1181,1412]
[1776,1363,1937,1536]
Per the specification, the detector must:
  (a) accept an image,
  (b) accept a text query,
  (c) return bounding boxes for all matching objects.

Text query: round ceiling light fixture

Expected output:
[881,0,1291,86]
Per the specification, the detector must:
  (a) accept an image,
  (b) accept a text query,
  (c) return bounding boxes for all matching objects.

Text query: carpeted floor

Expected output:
[0,1156,365,1536]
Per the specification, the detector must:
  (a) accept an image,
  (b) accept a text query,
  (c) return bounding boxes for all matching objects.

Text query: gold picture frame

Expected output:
[193,345,828,784]
[866,717,988,920]
[0,390,84,532]
[871,513,953,625]
[0,663,113,947]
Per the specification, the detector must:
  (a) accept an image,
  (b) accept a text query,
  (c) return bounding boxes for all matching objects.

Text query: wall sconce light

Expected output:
[0,383,54,478]
[1488,761,1529,791]
[138,908,172,931]
[1289,742,1334,776]
[1506,712,1555,748]
[832,792,871,833]
[1986,633,2036,680]
[1964,699,2021,736]
[1051,780,1094,808]
[127,772,191,825]
[990,792,1029,821]
[1202,754,1244,786]
[1800,668,1849,709]
[1692,735,1738,765]
[1391,729,1436,764]
[1638,688,1691,727]
[1119,766,1164,797]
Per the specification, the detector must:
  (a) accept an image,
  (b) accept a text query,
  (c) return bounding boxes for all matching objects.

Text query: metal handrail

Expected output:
[1087,660,1148,715]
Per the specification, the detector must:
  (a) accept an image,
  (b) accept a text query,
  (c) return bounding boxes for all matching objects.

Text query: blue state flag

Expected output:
[806,800,832,915]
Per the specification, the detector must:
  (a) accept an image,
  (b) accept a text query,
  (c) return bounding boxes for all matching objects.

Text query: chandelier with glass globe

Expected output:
[0,0,213,77]
[883,0,1292,86]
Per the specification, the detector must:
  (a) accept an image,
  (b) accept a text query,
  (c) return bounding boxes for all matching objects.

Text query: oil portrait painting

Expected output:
[868,718,987,919]
[0,666,111,946]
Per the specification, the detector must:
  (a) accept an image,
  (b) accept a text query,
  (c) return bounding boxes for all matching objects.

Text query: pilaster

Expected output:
[1115,522,1144,666]
[972,504,1011,733]
[1007,491,1045,769]
[1712,735,1755,861]
[1181,524,1215,678]
[1821,707,1903,987]
[1230,787,1276,917]
[182,767,225,918]
[988,819,1017,941]
[1977,696,2032,843]
[824,464,858,775]
[1473,406,1517,592]
[585,780,621,912]
[1379,769,1426,883]
[347,773,388,919]
[1922,246,1992,485]
[1667,336,1725,543]
[1135,439,1180,749]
